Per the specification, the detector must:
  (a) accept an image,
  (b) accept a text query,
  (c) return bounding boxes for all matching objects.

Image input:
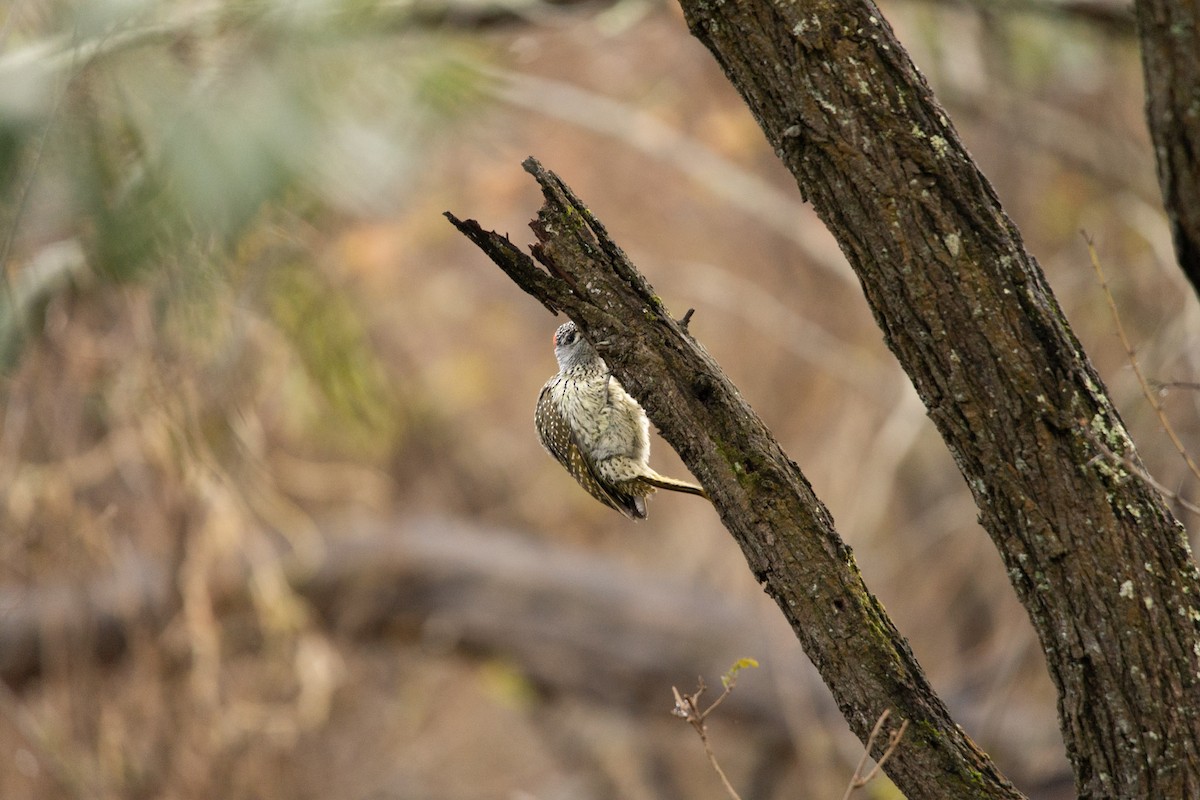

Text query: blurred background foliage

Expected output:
[1,0,1196,799]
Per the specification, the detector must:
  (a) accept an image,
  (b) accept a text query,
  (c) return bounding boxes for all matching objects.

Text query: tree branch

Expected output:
[446,157,1022,799]
[1134,0,1200,296]
[677,1,1200,796]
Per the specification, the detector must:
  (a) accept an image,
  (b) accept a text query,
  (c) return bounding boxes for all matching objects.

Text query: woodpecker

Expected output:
[535,320,708,519]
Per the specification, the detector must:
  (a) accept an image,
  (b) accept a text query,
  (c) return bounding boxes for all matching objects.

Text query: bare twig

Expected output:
[671,658,759,800]
[842,708,910,800]
[1083,428,1200,515]
[1085,233,1200,487]
[1150,380,1200,393]
[672,682,743,800]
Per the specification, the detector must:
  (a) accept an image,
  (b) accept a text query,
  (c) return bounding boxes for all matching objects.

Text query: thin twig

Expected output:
[671,660,758,800]
[671,681,744,800]
[856,719,910,790]
[1083,428,1200,515]
[844,709,890,800]
[842,708,910,800]
[1085,233,1200,486]
[1151,380,1200,393]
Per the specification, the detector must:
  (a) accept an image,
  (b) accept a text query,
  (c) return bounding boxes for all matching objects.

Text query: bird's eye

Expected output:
[563,331,576,345]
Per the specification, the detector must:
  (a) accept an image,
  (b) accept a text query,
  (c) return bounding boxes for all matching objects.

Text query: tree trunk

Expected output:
[1134,0,1200,296]
[676,0,1200,796]
[448,162,1024,799]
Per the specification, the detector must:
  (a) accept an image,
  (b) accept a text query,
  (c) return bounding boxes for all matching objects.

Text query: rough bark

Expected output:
[447,159,1022,799]
[1134,0,1200,296]
[675,1,1200,797]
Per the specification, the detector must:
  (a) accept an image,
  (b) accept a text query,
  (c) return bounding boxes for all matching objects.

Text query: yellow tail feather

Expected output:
[641,473,709,500]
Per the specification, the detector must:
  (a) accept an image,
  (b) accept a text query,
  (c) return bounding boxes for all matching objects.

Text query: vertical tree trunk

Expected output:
[677,0,1200,796]
[1134,0,1200,295]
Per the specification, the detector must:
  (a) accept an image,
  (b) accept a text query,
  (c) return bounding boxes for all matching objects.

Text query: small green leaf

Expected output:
[721,657,760,688]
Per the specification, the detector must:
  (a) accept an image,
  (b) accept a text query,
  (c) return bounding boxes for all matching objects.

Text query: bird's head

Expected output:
[552,321,602,371]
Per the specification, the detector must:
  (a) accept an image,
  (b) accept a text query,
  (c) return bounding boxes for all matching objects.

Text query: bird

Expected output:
[535,320,708,519]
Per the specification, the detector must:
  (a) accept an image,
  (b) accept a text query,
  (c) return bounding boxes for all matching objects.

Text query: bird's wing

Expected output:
[536,384,644,518]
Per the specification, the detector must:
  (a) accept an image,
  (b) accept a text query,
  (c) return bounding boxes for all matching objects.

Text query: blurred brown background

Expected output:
[1,1,1195,798]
